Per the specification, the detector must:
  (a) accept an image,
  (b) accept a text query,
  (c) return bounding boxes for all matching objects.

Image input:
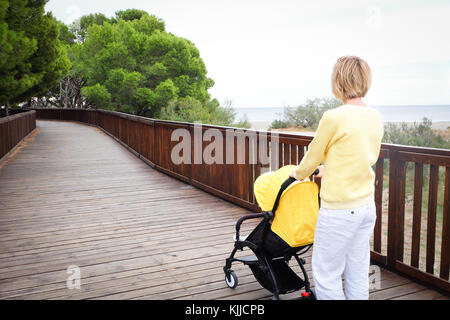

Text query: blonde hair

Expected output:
[332,56,372,101]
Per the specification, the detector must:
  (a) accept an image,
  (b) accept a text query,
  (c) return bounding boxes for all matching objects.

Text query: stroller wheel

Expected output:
[225,270,238,289]
[308,288,316,300]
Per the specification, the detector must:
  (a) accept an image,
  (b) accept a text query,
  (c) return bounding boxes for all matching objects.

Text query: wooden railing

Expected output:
[379,144,450,292]
[30,108,450,293]
[0,110,36,160]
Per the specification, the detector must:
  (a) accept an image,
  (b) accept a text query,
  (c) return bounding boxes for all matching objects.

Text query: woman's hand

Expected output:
[315,165,324,178]
[290,165,324,180]
[289,169,297,179]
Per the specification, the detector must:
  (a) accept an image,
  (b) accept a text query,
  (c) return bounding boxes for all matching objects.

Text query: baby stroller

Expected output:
[223,165,320,300]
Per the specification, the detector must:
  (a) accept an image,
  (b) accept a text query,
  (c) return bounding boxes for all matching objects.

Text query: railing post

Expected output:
[154,121,159,167]
[387,148,407,270]
[189,122,194,185]
[396,160,407,264]
[373,156,384,255]
[137,116,141,156]
[440,167,450,280]
[7,116,11,154]
[387,150,398,268]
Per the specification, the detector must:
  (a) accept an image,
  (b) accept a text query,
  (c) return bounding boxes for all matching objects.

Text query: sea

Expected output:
[234,105,450,130]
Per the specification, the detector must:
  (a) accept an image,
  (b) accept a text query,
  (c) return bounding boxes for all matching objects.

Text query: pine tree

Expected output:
[0,0,39,115]
[0,0,70,115]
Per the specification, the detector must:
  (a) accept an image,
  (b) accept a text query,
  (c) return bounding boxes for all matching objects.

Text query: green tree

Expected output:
[81,83,111,109]
[0,0,39,114]
[57,20,76,45]
[69,13,110,43]
[72,13,213,117]
[159,97,210,123]
[13,2,71,105]
[45,9,242,127]
[113,9,149,22]
[0,0,70,114]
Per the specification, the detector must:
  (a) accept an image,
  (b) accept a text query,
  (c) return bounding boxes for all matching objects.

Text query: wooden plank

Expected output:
[411,162,423,268]
[190,179,257,211]
[277,135,312,146]
[371,251,387,265]
[232,132,239,198]
[247,135,255,204]
[290,144,297,165]
[374,157,384,253]
[297,145,304,163]
[440,167,450,280]
[278,143,283,169]
[388,153,405,267]
[283,143,289,166]
[370,281,425,300]
[398,151,450,167]
[237,132,249,201]
[387,153,407,267]
[395,261,450,293]
[396,160,407,263]
[392,288,447,300]
[384,143,450,158]
[426,164,439,274]
[270,137,279,170]
[220,127,230,195]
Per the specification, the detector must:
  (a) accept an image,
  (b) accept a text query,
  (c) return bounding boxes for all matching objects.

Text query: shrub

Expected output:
[232,114,251,129]
[270,97,342,130]
[383,117,450,149]
[158,97,249,128]
[270,119,291,129]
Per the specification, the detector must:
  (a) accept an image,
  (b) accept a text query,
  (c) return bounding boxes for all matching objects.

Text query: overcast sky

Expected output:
[45,0,450,108]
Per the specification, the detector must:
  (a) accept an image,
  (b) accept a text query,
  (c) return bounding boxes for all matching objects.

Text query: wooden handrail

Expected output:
[26,107,450,293]
[0,110,36,160]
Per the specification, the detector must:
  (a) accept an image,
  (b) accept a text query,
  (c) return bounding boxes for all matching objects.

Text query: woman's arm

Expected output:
[290,111,336,180]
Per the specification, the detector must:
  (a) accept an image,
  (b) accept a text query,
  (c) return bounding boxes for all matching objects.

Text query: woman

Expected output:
[290,56,383,300]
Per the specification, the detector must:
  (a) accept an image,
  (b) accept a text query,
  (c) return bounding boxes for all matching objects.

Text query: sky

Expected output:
[45,0,450,108]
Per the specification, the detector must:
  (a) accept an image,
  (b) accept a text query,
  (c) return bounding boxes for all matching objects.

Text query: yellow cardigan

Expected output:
[294,104,384,210]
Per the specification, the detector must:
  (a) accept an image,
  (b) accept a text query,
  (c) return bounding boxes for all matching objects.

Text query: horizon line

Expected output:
[234,104,450,109]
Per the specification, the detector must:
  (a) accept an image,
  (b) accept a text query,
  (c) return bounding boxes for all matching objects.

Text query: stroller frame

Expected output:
[223,175,319,300]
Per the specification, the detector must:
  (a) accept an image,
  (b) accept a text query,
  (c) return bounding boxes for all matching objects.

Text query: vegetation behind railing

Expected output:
[25,108,450,293]
[0,111,36,160]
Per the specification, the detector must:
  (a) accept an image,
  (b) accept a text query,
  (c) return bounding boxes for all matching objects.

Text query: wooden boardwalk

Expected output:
[0,120,448,300]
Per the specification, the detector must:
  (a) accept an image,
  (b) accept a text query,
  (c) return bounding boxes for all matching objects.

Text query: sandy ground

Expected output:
[429,121,450,131]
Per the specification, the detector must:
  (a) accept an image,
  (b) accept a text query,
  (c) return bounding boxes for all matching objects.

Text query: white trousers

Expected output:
[311,201,376,300]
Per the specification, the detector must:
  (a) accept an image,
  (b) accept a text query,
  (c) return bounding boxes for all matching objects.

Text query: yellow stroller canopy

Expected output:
[254,165,319,247]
